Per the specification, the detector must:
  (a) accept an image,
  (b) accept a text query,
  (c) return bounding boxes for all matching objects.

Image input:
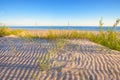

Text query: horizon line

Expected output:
[1,25,119,27]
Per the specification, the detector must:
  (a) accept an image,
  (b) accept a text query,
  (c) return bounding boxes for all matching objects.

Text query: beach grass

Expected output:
[28,18,120,51]
[0,26,28,37]
[0,18,120,51]
[0,27,11,37]
[90,18,120,51]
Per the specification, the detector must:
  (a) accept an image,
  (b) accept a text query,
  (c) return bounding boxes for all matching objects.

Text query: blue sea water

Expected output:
[8,26,120,31]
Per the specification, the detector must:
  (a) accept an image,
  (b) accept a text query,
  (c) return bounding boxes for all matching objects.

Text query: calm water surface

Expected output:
[8,26,120,31]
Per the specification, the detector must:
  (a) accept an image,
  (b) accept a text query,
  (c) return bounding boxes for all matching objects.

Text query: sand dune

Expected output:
[0,37,120,80]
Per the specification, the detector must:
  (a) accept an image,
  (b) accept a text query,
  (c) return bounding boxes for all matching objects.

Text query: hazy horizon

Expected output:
[0,0,120,26]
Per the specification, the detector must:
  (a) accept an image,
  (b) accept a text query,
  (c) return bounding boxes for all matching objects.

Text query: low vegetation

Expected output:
[90,18,120,51]
[0,18,120,51]
[31,18,120,51]
[0,26,31,37]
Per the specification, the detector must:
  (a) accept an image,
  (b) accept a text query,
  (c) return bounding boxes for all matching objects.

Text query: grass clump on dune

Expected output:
[0,26,31,37]
[0,27,11,37]
[93,18,120,51]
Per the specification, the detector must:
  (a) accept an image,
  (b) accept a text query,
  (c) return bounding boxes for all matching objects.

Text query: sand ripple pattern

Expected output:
[0,37,120,80]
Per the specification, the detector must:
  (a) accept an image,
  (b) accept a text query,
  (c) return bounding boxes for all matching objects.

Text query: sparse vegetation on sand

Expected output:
[28,18,120,51]
[0,18,120,51]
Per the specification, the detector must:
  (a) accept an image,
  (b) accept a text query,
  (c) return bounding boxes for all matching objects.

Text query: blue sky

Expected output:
[0,0,120,26]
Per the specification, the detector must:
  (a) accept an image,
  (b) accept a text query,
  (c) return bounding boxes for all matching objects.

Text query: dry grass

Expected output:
[0,18,120,51]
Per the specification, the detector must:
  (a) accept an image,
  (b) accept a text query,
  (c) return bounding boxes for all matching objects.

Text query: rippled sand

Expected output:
[0,36,120,80]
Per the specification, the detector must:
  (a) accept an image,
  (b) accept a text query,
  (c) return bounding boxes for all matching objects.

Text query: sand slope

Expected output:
[0,37,120,80]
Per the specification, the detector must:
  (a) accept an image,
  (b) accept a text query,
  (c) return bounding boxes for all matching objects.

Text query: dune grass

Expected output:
[0,27,11,37]
[29,18,120,51]
[0,18,120,51]
[0,26,32,37]
[89,18,120,51]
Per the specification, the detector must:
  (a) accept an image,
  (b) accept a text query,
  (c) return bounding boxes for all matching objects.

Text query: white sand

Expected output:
[0,37,120,80]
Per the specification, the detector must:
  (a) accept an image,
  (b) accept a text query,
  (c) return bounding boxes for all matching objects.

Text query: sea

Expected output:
[8,26,120,31]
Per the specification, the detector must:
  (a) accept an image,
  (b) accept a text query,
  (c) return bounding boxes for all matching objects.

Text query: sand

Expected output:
[0,34,120,80]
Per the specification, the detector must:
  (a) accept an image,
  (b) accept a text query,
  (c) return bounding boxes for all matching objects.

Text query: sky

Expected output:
[0,0,120,26]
